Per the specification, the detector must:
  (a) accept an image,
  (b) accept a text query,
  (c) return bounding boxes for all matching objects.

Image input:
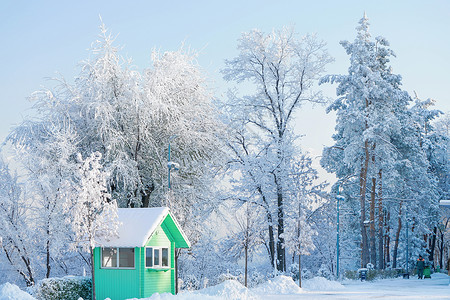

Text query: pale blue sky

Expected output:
[0,0,449,178]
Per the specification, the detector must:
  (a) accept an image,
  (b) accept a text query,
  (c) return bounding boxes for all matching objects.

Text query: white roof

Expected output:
[99,207,169,247]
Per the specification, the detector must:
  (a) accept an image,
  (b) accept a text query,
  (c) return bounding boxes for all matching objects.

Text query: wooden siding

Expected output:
[94,247,141,300]
[141,224,174,297]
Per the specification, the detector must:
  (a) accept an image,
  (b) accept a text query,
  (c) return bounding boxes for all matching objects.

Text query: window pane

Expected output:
[102,248,117,268]
[154,249,160,266]
[118,248,135,268]
[162,248,169,267]
[146,248,153,267]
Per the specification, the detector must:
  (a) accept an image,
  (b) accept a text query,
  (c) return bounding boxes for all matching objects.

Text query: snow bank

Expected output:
[252,275,302,295]
[0,283,36,300]
[196,280,257,299]
[302,277,345,291]
[133,280,257,300]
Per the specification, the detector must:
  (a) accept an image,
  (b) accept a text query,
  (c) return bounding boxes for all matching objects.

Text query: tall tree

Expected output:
[222,26,332,271]
[321,14,415,267]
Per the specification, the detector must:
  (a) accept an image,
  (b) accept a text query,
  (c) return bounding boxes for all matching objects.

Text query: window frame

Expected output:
[100,247,135,269]
[145,246,170,269]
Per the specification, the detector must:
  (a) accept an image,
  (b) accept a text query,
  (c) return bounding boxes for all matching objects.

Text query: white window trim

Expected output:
[101,247,136,269]
[145,246,170,269]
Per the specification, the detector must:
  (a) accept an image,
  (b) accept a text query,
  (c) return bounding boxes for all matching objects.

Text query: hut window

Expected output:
[162,248,169,267]
[146,247,169,268]
[118,248,135,268]
[101,247,135,269]
[102,248,117,268]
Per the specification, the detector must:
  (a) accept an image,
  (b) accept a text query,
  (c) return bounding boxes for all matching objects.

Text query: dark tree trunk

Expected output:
[141,182,155,208]
[392,202,403,269]
[439,229,444,268]
[369,176,376,267]
[45,228,51,278]
[298,254,302,288]
[274,172,285,272]
[90,247,96,300]
[175,249,180,294]
[359,139,370,267]
[244,245,248,287]
[377,170,384,269]
[429,227,437,268]
[385,210,390,268]
[276,186,286,271]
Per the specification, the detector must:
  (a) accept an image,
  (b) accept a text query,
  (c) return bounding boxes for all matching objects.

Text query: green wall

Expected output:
[94,247,141,300]
[141,225,175,296]
[94,220,177,300]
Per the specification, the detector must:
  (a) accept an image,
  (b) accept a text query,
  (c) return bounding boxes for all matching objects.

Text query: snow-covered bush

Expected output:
[217,271,244,285]
[343,269,399,281]
[248,270,266,287]
[317,264,333,280]
[287,263,299,281]
[180,275,201,291]
[33,276,91,300]
[302,269,314,280]
[343,270,358,280]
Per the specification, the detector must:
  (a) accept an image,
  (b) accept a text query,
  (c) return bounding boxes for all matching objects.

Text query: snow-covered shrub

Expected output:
[317,264,333,280]
[343,269,399,281]
[302,268,314,280]
[287,263,299,281]
[248,270,266,287]
[33,276,91,300]
[180,275,201,291]
[217,271,243,285]
[343,270,358,280]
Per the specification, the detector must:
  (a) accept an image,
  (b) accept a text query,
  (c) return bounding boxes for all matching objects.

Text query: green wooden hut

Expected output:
[93,207,190,300]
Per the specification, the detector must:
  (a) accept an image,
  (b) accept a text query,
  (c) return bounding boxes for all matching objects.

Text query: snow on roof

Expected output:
[99,207,169,247]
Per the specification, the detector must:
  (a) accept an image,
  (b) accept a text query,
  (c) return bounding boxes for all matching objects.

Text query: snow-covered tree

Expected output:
[8,122,80,278]
[222,202,263,287]
[222,26,332,272]
[0,159,36,286]
[284,154,326,286]
[67,152,119,300]
[320,14,442,269]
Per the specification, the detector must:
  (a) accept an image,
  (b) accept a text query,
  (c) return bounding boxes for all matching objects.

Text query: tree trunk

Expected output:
[392,202,403,269]
[359,139,370,267]
[266,212,275,269]
[244,245,248,287]
[298,254,302,288]
[90,247,96,300]
[46,231,51,278]
[440,230,444,268]
[275,177,285,272]
[385,210,390,268]
[429,227,437,268]
[369,176,376,267]
[377,169,384,269]
[175,249,179,294]
[258,187,275,269]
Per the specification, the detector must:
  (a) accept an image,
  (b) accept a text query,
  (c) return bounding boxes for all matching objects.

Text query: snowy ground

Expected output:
[146,274,450,300]
[1,274,450,300]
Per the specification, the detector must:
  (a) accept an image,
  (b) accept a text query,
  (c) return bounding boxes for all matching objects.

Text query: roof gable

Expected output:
[97,207,190,248]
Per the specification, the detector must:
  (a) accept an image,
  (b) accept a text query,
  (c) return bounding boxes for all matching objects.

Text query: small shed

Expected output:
[94,207,190,300]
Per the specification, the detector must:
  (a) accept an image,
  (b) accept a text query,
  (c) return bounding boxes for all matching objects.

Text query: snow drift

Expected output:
[0,283,35,300]
[303,277,345,291]
[252,275,302,294]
